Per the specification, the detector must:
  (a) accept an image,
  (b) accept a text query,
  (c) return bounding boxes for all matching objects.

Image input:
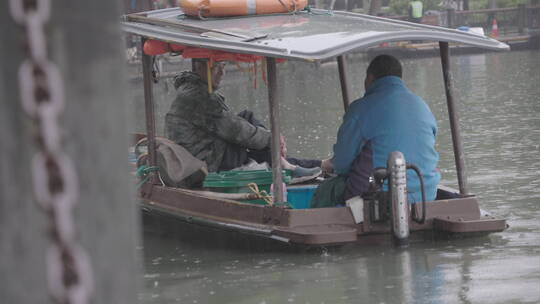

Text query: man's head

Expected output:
[192,59,226,90]
[364,55,402,90]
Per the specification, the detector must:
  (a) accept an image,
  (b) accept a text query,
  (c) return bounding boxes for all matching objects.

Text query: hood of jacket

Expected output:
[173,71,207,90]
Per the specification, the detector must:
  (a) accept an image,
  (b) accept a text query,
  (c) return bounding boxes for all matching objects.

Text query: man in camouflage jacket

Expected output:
[165,63,271,172]
[166,60,325,176]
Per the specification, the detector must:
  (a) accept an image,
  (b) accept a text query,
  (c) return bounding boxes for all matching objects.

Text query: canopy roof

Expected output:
[122,7,509,61]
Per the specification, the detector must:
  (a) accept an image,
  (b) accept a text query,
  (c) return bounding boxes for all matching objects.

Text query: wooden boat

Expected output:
[122,7,509,246]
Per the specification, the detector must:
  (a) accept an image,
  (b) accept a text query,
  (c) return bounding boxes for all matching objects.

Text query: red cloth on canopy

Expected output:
[143,39,266,63]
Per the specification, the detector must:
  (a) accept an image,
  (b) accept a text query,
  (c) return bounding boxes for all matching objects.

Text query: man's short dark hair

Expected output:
[366,55,402,79]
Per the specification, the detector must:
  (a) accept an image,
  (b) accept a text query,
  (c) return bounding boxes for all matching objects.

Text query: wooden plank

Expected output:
[337,55,351,111]
[440,42,469,195]
[266,57,285,203]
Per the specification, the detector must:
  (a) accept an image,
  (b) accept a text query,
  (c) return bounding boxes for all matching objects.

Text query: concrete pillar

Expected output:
[363,0,370,13]
[446,8,456,28]
[0,1,140,303]
[518,4,528,34]
[368,0,381,15]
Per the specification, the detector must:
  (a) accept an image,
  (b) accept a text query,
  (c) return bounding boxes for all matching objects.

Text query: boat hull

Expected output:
[139,183,506,246]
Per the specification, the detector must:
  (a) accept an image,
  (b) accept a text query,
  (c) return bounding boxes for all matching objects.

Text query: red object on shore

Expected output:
[490,18,499,38]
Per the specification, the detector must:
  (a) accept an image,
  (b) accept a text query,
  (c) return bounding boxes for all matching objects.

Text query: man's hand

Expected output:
[321,157,334,174]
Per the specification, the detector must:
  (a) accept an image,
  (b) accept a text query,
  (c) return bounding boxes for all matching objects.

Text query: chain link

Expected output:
[9,1,94,303]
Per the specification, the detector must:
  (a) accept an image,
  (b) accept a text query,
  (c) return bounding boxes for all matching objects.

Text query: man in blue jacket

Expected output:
[311,55,440,207]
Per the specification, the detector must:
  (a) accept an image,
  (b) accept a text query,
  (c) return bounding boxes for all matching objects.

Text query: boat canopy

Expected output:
[122,7,509,61]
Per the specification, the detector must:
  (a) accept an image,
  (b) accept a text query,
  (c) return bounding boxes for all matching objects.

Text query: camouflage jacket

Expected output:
[165,72,270,172]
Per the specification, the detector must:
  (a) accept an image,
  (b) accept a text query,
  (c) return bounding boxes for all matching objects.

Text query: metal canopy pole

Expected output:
[439,42,469,195]
[266,57,284,203]
[141,37,158,183]
[337,55,351,111]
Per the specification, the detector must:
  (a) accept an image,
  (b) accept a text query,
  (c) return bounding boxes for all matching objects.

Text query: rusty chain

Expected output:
[8,1,94,303]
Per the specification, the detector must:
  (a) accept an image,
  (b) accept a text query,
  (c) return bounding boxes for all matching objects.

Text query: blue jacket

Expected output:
[333,76,440,203]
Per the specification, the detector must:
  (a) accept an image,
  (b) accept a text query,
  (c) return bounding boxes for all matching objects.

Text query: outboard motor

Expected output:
[367,152,410,246]
[387,151,410,246]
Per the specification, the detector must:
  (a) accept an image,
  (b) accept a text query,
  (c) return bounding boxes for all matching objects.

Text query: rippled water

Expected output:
[135,50,540,304]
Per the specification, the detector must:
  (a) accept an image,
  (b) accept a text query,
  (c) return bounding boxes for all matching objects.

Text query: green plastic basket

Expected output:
[203,170,291,205]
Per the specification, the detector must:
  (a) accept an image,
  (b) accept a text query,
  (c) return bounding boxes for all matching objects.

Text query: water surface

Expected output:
[134,50,540,304]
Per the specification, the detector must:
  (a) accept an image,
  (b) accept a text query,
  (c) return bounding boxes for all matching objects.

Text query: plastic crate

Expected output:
[203,170,291,205]
[287,185,318,209]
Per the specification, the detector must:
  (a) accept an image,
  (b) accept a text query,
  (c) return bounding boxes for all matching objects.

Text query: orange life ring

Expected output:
[179,0,307,18]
